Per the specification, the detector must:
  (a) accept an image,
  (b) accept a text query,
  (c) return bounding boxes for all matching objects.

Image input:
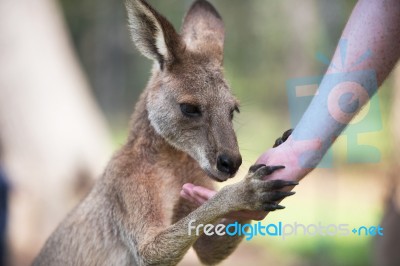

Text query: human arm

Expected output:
[277,0,400,174]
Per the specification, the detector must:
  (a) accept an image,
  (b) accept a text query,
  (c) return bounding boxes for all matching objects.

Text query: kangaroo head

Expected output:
[126,0,241,182]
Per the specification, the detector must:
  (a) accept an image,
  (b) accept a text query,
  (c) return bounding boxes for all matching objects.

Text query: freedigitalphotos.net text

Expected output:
[188,220,383,241]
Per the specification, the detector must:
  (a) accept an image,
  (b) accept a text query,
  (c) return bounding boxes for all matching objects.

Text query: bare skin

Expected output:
[182,0,400,220]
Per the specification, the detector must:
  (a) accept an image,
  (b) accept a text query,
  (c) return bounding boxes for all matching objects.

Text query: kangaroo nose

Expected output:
[217,154,242,175]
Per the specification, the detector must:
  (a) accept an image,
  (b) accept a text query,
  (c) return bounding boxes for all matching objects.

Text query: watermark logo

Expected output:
[188,219,384,241]
[286,39,382,167]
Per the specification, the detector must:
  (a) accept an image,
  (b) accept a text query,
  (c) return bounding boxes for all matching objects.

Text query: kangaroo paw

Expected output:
[241,165,298,211]
[259,179,298,212]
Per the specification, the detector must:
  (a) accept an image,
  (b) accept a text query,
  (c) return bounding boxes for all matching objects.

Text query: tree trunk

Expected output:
[0,0,112,264]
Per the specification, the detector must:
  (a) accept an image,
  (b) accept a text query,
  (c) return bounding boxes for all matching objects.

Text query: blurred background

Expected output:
[0,0,399,265]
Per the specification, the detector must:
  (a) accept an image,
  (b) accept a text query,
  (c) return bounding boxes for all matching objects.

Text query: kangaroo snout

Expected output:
[217,153,242,176]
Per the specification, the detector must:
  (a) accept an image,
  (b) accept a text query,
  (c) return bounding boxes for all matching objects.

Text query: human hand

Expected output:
[256,137,311,183]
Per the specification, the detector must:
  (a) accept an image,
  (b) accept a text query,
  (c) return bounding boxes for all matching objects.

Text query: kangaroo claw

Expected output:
[273,128,293,148]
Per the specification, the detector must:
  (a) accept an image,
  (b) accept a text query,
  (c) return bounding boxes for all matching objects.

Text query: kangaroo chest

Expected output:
[158,172,185,225]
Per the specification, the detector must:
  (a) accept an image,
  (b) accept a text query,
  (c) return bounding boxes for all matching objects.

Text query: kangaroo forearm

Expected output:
[137,192,232,265]
[118,165,293,266]
[193,218,249,265]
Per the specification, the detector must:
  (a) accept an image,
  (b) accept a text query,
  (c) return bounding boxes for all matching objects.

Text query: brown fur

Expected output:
[33,1,293,265]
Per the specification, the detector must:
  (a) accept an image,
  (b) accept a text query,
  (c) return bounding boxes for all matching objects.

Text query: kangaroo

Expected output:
[34,1,297,265]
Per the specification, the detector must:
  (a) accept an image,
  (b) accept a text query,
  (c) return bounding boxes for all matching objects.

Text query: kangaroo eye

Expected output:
[180,103,201,117]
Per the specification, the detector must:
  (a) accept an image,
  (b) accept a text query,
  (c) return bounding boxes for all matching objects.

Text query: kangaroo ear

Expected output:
[125,0,183,69]
[181,0,225,64]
